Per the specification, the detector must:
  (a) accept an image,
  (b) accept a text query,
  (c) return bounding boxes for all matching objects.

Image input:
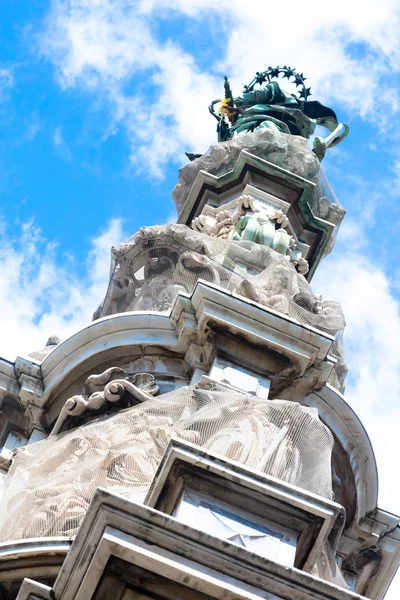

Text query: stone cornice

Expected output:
[306,384,378,525]
[190,280,334,370]
[0,538,70,590]
[7,281,335,415]
[0,358,19,405]
[177,149,315,226]
[19,488,367,600]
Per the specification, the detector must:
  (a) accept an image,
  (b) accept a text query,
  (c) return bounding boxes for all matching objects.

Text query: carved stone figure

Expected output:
[192,195,308,274]
[192,209,238,239]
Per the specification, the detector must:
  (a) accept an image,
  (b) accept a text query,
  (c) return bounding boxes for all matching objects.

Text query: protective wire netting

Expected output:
[1,387,334,541]
[0,386,347,586]
[95,225,347,390]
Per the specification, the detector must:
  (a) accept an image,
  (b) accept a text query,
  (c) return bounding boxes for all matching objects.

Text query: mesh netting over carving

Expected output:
[0,387,334,542]
[94,225,347,389]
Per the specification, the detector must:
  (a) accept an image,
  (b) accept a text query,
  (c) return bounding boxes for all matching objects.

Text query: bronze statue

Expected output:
[209,66,349,161]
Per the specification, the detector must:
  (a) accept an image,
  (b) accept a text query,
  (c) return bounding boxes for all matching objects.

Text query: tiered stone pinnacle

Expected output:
[0,67,398,600]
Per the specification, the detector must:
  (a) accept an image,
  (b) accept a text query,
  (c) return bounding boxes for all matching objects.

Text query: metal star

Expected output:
[283,69,294,79]
[299,87,312,99]
[255,72,267,85]
[269,67,280,79]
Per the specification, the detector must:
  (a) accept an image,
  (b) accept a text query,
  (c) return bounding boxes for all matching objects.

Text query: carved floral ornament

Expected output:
[191,194,309,275]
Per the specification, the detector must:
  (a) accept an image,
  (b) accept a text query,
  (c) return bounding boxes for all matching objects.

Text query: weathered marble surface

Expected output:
[93,225,345,383]
[95,224,343,329]
[0,386,335,542]
[173,130,346,253]
[173,128,321,211]
[50,369,159,435]
[93,223,346,389]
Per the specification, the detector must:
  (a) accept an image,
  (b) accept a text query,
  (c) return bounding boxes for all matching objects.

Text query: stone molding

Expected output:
[0,358,19,406]
[305,385,400,597]
[16,488,368,600]
[14,358,43,408]
[0,538,69,595]
[306,384,378,526]
[11,281,335,420]
[146,437,345,573]
[176,149,340,279]
[177,149,315,226]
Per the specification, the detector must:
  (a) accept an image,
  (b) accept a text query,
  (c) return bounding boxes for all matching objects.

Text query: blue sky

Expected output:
[1,1,400,593]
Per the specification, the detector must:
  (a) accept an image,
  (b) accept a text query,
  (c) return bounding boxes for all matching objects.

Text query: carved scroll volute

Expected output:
[50,369,159,436]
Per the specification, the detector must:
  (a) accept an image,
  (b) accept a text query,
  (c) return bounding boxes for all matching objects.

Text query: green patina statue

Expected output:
[208,66,349,160]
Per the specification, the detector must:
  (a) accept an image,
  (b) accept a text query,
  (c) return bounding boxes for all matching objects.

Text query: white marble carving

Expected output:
[93,224,346,388]
[0,386,335,541]
[191,194,308,274]
[173,128,321,211]
[51,369,159,435]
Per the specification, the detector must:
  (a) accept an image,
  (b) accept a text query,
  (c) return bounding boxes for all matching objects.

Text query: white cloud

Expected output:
[38,0,400,175]
[315,252,400,464]
[314,189,400,506]
[24,2,400,594]
[24,111,41,141]
[314,232,400,598]
[39,1,221,176]
[0,67,13,101]
[0,218,124,361]
[217,0,400,117]
[53,126,72,161]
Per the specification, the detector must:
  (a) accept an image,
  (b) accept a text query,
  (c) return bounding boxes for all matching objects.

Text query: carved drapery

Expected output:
[0,386,334,541]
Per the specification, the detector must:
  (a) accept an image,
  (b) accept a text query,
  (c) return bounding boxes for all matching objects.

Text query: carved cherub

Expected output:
[191,210,239,239]
[191,195,308,273]
[191,214,217,235]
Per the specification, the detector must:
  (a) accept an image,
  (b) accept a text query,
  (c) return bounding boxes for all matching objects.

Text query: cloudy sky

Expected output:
[1,0,400,595]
